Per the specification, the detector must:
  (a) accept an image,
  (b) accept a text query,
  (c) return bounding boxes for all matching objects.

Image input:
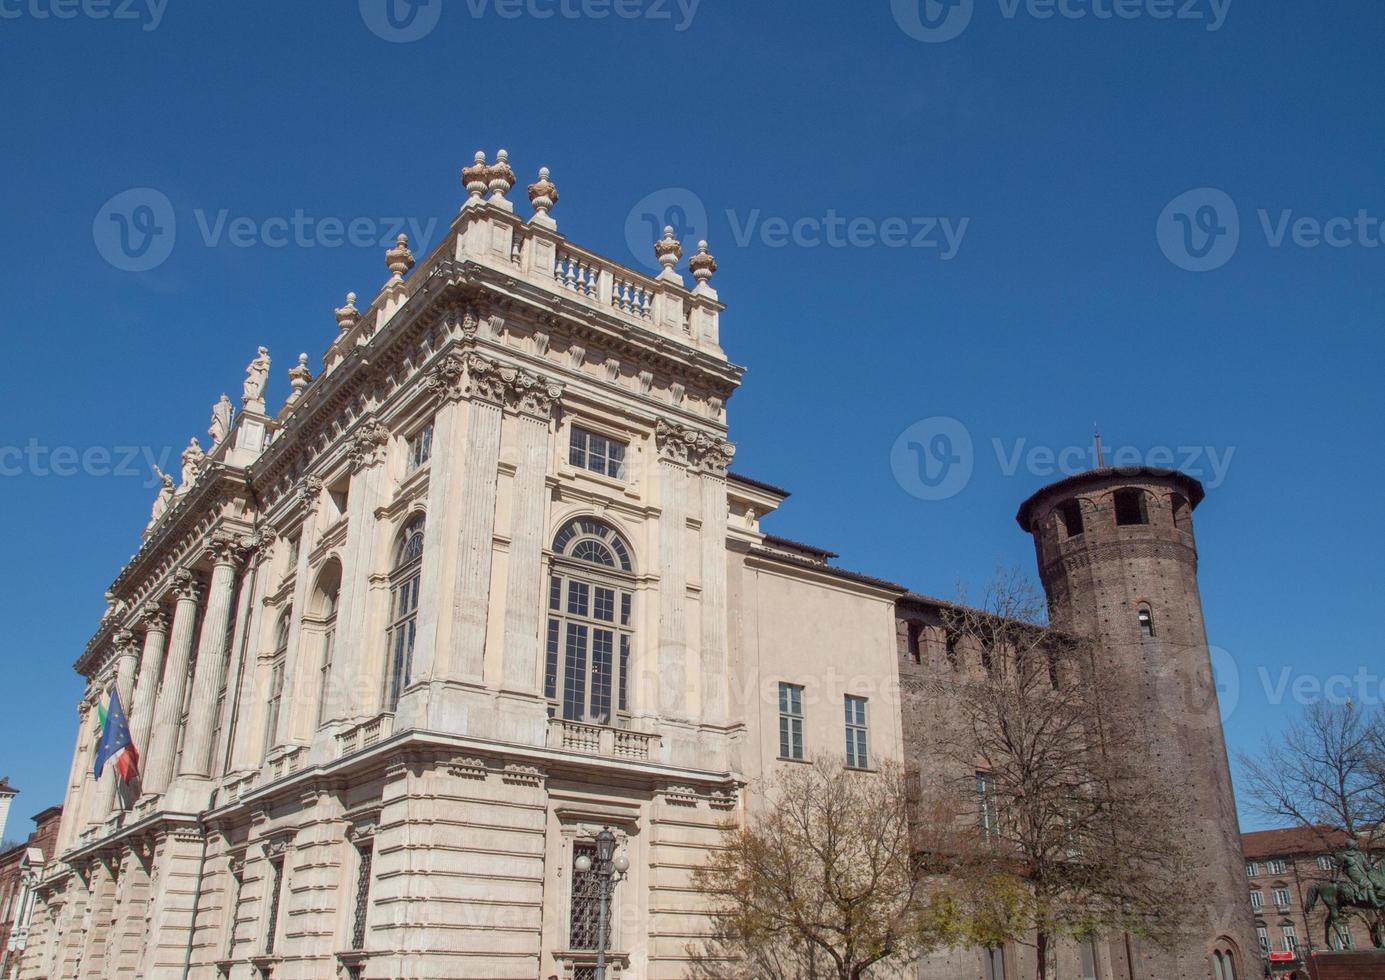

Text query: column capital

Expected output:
[464,353,508,406]
[654,420,736,475]
[114,630,139,659]
[505,368,563,420]
[249,526,278,561]
[169,569,201,604]
[347,419,391,472]
[140,602,169,634]
[296,475,324,513]
[425,351,469,404]
[207,530,248,568]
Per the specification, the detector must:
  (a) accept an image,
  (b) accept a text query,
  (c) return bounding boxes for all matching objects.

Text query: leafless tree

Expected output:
[1237,700,1385,849]
[920,569,1195,980]
[689,760,968,980]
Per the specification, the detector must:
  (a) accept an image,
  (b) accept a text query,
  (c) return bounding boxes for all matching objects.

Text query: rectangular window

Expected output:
[1114,488,1149,526]
[778,683,804,760]
[1249,891,1263,910]
[1256,926,1270,955]
[978,772,1000,837]
[350,842,374,951]
[1334,926,1354,950]
[593,586,615,622]
[264,662,285,756]
[1318,855,1334,872]
[567,581,590,617]
[1282,926,1298,952]
[570,841,601,950]
[1266,859,1287,875]
[569,426,627,480]
[563,624,589,722]
[549,576,562,611]
[407,422,434,473]
[844,696,869,769]
[618,635,630,712]
[1246,862,1258,877]
[591,630,614,724]
[544,620,561,701]
[1273,887,1292,909]
[263,859,285,955]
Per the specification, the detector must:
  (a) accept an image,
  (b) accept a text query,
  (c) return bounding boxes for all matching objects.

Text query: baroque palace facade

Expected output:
[22,151,1254,980]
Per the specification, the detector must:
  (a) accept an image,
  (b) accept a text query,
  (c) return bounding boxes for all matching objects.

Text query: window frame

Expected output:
[569,425,629,481]
[778,682,805,761]
[383,514,425,713]
[263,608,291,759]
[844,695,869,770]
[406,420,434,474]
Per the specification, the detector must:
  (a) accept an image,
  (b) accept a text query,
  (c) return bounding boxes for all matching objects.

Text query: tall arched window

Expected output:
[384,514,425,712]
[264,609,291,758]
[546,518,635,725]
[312,561,342,729]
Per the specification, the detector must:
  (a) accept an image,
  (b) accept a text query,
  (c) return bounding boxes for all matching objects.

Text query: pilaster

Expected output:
[278,480,323,747]
[179,532,248,778]
[143,572,202,797]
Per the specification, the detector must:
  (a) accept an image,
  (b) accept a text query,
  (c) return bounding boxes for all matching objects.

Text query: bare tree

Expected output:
[920,570,1195,980]
[1237,700,1385,848]
[690,760,968,980]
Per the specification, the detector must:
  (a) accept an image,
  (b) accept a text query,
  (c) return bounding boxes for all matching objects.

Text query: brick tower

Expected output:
[1017,466,1257,980]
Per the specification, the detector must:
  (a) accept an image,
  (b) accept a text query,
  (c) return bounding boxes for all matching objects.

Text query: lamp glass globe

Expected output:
[574,854,593,873]
[613,854,630,873]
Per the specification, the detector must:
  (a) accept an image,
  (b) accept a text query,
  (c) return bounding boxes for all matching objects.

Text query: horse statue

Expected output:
[1305,843,1385,949]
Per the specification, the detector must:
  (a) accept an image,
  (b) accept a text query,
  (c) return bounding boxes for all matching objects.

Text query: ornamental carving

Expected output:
[446,756,489,780]
[206,531,247,568]
[654,420,737,475]
[506,369,563,420]
[114,630,139,658]
[170,569,201,603]
[347,420,391,471]
[464,354,509,405]
[296,476,324,513]
[141,602,169,633]
[501,763,545,787]
[425,352,469,403]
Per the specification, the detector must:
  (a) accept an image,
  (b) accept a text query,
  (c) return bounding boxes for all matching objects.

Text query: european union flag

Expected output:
[93,687,139,783]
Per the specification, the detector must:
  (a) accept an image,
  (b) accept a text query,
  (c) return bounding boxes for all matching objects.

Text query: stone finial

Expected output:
[689,240,718,286]
[655,226,683,273]
[335,292,359,333]
[487,149,516,202]
[528,167,558,227]
[385,233,415,283]
[462,151,489,203]
[287,354,312,405]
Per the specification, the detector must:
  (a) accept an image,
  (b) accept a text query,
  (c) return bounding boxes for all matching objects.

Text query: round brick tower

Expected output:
[1016,467,1257,980]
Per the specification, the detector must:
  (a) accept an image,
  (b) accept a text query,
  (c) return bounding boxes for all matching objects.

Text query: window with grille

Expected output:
[545,520,635,724]
[978,771,1000,838]
[844,696,868,769]
[350,841,374,951]
[384,515,425,712]
[569,426,627,480]
[569,841,602,950]
[778,683,804,760]
[263,859,284,955]
[407,422,434,473]
[1137,606,1155,638]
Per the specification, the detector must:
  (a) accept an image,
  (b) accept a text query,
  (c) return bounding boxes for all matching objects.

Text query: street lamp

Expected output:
[574,827,629,980]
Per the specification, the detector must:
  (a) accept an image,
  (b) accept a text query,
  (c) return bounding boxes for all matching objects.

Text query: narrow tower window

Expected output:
[1172,493,1190,530]
[1137,606,1155,638]
[1057,499,1084,538]
[1113,488,1149,526]
[384,514,425,712]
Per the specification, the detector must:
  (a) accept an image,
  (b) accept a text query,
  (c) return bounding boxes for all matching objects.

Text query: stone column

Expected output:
[325,420,391,725]
[408,354,467,689]
[216,530,273,771]
[57,701,95,851]
[655,423,691,720]
[697,442,735,724]
[127,605,169,793]
[178,533,246,778]
[95,632,141,816]
[446,354,507,682]
[142,572,201,796]
[277,480,322,747]
[501,373,562,692]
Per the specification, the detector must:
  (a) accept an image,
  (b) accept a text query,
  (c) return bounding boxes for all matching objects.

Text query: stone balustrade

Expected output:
[335,713,395,759]
[546,718,659,761]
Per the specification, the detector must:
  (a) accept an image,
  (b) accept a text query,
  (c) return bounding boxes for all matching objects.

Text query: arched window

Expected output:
[264,609,291,758]
[546,518,635,724]
[1212,948,1238,980]
[312,561,342,730]
[1137,605,1155,638]
[1113,488,1149,526]
[384,514,425,712]
[1057,499,1084,538]
[1172,493,1191,531]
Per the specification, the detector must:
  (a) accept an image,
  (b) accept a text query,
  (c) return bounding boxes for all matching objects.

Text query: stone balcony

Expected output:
[335,713,395,759]
[546,718,660,762]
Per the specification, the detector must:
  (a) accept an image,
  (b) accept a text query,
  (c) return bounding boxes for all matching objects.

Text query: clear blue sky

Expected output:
[0,0,1380,833]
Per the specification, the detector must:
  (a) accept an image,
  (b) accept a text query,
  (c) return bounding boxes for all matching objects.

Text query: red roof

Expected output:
[1242,825,1347,860]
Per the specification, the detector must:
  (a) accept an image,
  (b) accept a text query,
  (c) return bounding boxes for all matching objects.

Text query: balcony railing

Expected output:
[547,718,659,761]
[336,713,395,758]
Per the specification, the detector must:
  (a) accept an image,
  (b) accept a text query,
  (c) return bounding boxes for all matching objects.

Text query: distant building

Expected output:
[0,805,62,980]
[1243,826,1373,977]
[0,779,16,847]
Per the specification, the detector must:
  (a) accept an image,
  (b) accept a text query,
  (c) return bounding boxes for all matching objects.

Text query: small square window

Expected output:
[570,426,628,480]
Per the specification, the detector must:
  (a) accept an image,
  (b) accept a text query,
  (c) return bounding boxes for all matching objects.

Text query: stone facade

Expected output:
[23,152,1252,980]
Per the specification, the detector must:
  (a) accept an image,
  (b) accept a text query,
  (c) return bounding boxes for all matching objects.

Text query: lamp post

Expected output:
[574,827,629,980]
